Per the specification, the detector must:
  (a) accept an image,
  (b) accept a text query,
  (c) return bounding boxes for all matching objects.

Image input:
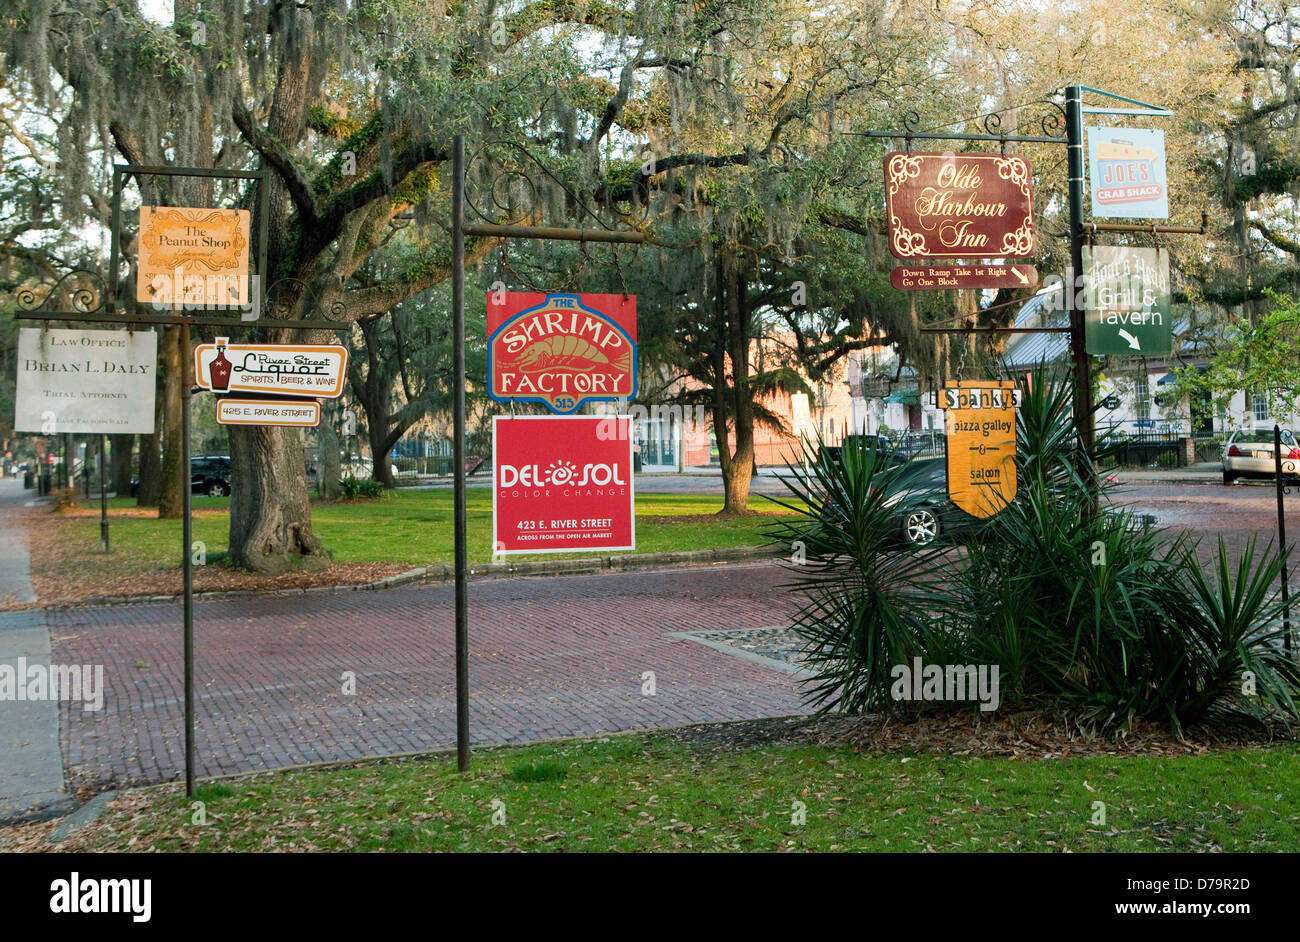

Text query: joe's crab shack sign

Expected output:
[488,293,637,414]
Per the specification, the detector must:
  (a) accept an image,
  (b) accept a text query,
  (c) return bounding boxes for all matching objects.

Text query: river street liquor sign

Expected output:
[137,206,251,307]
[1083,246,1173,356]
[493,415,635,554]
[194,338,348,427]
[488,293,637,414]
[14,328,157,434]
[941,381,1018,520]
[885,153,1035,260]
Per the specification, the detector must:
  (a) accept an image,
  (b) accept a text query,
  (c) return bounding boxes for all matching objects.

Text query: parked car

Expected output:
[191,456,232,496]
[816,452,985,548]
[1221,428,1299,485]
[130,456,232,497]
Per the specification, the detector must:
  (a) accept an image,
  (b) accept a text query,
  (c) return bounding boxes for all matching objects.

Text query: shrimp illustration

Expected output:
[515,334,631,374]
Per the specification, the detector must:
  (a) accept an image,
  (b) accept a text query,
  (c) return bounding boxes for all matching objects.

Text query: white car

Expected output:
[1221,428,1299,484]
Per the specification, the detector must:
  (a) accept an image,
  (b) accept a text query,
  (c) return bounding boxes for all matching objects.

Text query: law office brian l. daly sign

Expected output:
[193,340,348,398]
[885,152,1035,259]
[15,328,157,434]
[488,293,636,414]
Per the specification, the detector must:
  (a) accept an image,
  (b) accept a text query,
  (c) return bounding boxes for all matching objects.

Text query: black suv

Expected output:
[190,456,232,497]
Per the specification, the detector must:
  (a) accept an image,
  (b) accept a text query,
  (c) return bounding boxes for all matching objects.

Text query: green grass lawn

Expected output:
[51,490,796,569]
[78,734,1300,852]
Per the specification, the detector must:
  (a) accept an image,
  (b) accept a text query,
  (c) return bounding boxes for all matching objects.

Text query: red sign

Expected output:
[487,293,636,414]
[885,153,1035,259]
[891,264,1037,291]
[493,416,635,554]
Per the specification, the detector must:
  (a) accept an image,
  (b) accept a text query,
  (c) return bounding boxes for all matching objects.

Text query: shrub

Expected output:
[338,475,386,499]
[776,362,1300,728]
[49,486,81,513]
[768,437,951,713]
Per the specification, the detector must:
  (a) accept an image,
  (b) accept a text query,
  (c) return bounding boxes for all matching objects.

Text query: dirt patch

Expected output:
[659,711,1296,758]
[12,504,409,608]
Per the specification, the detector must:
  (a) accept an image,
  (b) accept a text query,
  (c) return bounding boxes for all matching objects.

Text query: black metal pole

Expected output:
[1066,86,1096,500]
[99,434,109,553]
[1275,425,1292,652]
[452,135,470,772]
[181,330,195,796]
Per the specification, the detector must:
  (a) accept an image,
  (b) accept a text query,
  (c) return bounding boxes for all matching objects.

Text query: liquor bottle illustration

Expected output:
[209,337,233,391]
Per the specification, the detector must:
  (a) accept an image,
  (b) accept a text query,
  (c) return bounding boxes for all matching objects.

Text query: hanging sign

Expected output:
[884,153,1035,259]
[487,293,636,414]
[493,416,635,554]
[137,206,251,307]
[215,398,321,428]
[193,339,348,398]
[14,328,157,434]
[1087,128,1168,219]
[941,381,1017,520]
[1083,246,1172,356]
[891,263,1037,291]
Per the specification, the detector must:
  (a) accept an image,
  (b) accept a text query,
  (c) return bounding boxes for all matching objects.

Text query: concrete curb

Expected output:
[47,789,118,841]
[36,544,780,611]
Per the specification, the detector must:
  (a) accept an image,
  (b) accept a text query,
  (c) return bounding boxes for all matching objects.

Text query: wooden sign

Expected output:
[216,398,321,427]
[193,339,348,399]
[137,206,250,306]
[1084,246,1172,356]
[885,153,1035,259]
[941,381,1017,519]
[487,293,636,414]
[891,264,1037,291]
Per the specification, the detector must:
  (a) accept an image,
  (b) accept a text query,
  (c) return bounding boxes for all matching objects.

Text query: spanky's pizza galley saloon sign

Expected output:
[885,153,1035,259]
[488,293,637,414]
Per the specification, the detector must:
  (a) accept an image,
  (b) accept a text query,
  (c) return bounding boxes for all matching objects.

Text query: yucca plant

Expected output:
[1161,537,1300,725]
[767,436,955,713]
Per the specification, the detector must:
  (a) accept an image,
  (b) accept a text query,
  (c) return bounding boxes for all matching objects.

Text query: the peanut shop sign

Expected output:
[493,416,634,554]
[487,293,637,414]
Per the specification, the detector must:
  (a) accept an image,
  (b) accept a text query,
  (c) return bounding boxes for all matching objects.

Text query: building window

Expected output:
[1252,390,1269,422]
[1134,375,1150,421]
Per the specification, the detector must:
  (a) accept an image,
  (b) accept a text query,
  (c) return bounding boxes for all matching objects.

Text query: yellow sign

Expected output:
[137,206,250,307]
[941,381,1017,519]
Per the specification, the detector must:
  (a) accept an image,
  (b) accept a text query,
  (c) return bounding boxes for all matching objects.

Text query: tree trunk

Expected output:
[368,418,397,488]
[110,434,133,496]
[719,253,756,516]
[157,325,185,519]
[228,423,329,574]
[316,411,340,500]
[136,378,164,507]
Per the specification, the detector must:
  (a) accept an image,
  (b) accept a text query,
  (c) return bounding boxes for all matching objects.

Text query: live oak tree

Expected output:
[2,0,641,571]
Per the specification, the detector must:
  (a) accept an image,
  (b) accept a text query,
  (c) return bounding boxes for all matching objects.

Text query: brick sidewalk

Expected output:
[49,562,807,789]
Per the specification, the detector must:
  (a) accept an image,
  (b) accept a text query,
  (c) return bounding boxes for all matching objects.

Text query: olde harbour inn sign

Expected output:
[885,152,1035,260]
[488,293,637,414]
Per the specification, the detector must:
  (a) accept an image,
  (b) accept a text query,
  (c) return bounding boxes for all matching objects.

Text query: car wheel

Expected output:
[1222,470,1238,485]
[903,507,940,547]
[208,482,228,497]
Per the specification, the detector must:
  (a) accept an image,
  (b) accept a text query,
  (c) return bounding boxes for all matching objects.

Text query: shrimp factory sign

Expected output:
[487,292,637,414]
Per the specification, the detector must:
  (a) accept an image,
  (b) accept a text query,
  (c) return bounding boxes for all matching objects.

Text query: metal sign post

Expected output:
[448,134,645,772]
[14,164,344,797]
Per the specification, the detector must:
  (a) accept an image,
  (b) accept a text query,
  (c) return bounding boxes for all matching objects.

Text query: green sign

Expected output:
[1084,245,1172,356]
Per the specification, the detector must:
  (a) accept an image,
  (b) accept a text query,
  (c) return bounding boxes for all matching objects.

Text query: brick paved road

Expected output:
[49,562,806,789]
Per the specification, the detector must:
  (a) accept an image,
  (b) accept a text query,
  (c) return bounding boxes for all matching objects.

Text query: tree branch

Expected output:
[232,99,319,225]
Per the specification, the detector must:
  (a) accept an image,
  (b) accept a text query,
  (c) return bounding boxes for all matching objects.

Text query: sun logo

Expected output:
[546,460,578,485]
